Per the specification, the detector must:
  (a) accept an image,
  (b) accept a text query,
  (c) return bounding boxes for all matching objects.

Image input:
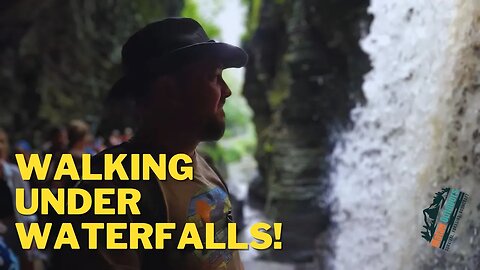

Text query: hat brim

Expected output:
[108,42,248,99]
[168,41,248,68]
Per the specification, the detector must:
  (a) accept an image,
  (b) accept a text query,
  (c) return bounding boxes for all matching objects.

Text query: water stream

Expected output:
[330,0,480,269]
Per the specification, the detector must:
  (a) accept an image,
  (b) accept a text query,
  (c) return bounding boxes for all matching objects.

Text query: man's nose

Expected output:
[221,79,232,98]
[224,86,232,98]
[220,78,232,98]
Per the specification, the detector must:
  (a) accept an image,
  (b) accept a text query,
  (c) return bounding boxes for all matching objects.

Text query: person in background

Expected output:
[93,136,106,153]
[41,126,68,188]
[47,120,91,190]
[48,120,91,189]
[0,221,19,270]
[67,120,91,157]
[0,128,38,270]
[107,129,122,146]
[42,126,68,158]
[83,134,96,155]
[122,127,134,142]
[9,140,32,165]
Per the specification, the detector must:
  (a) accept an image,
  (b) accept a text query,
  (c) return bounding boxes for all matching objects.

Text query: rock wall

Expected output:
[0,0,183,144]
[242,0,371,263]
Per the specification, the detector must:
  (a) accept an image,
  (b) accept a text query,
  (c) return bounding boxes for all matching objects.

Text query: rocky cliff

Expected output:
[242,0,371,264]
[0,0,183,144]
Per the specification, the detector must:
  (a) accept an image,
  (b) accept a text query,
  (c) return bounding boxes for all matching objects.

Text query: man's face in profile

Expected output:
[179,59,232,141]
[144,58,232,142]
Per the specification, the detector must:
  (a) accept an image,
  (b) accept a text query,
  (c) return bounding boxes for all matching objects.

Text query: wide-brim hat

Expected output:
[109,17,248,98]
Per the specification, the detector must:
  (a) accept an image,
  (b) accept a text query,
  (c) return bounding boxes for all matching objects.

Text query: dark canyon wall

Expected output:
[0,0,183,144]
[242,0,371,264]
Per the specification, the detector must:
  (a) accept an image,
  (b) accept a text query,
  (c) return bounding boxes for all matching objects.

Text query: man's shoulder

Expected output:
[90,142,132,167]
[94,142,132,157]
[194,152,231,194]
[78,142,132,188]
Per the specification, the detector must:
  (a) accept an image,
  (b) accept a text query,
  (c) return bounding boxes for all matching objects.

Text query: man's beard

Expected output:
[201,114,226,141]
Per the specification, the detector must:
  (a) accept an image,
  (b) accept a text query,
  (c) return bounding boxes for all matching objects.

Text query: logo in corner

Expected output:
[421,187,468,251]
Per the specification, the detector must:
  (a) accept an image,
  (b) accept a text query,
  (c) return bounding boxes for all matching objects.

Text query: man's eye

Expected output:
[209,73,220,81]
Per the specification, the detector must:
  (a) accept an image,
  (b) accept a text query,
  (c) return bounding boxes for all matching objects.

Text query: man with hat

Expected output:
[56,17,247,270]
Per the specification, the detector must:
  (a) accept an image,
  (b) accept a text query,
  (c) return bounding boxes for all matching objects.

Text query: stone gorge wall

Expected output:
[242,0,371,264]
[0,0,183,143]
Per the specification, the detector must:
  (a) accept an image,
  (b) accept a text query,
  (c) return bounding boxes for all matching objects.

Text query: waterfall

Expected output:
[330,0,480,268]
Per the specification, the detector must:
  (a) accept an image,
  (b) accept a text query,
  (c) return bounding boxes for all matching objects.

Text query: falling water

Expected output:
[330,0,480,269]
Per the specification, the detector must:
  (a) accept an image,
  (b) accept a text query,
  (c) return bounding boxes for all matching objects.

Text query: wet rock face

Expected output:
[243,0,370,263]
[0,0,183,143]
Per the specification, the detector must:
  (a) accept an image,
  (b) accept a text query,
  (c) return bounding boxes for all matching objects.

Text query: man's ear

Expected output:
[152,75,183,107]
[135,77,171,113]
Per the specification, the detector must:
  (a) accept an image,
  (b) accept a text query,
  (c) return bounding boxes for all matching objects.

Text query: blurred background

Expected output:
[1,0,480,269]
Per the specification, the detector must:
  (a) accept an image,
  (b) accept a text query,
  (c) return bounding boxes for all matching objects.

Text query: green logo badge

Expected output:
[421,187,468,251]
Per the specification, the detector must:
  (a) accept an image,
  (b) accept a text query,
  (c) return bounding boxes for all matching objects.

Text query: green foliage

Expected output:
[201,135,256,164]
[135,0,163,23]
[224,96,252,137]
[181,0,221,38]
[241,0,262,40]
[421,188,450,242]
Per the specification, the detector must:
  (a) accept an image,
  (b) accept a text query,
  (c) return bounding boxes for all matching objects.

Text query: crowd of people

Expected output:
[0,120,133,270]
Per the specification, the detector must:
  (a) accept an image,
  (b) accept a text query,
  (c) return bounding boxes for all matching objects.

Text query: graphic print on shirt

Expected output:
[186,186,233,269]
